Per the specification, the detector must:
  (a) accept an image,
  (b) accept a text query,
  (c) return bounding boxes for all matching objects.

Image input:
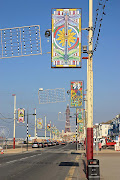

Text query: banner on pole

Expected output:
[52,126,55,134]
[78,122,84,133]
[51,8,82,68]
[17,108,25,123]
[55,129,58,135]
[70,81,83,108]
[47,123,51,131]
[76,108,84,123]
[37,118,43,129]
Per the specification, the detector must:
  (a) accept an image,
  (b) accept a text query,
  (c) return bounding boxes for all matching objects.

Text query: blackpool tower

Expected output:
[65,104,71,133]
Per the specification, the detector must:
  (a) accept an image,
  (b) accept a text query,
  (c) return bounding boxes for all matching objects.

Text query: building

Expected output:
[93,123,110,141]
[108,114,120,140]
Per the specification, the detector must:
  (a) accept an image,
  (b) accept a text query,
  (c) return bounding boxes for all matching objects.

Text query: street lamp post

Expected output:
[12,94,16,149]
[76,113,78,151]
[34,108,37,139]
[87,0,93,161]
[50,121,51,141]
[45,115,46,140]
[27,110,28,151]
[95,123,99,155]
[69,114,78,151]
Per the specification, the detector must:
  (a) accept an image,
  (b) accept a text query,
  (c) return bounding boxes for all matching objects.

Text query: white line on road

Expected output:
[6,159,18,164]
[0,153,42,166]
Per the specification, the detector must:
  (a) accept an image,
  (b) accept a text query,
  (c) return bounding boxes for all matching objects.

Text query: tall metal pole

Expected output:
[27,110,28,151]
[12,94,16,149]
[76,113,78,150]
[45,115,46,140]
[34,108,37,139]
[50,121,51,141]
[87,0,93,161]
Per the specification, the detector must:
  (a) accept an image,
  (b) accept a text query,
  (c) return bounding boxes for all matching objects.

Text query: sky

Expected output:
[0,0,120,138]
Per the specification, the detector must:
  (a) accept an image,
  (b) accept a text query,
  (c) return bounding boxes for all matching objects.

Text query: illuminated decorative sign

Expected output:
[70,81,83,108]
[51,8,81,68]
[17,108,25,123]
[37,118,43,129]
[52,126,55,134]
[76,108,84,123]
[78,123,84,133]
[47,123,51,131]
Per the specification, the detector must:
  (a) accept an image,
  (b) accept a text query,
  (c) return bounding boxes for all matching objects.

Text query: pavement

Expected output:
[1,146,36,154]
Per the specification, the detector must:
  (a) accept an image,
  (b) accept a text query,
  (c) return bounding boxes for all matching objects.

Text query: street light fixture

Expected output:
[82,45,88,53]
[95,123,99,154]
[12,94,16,149]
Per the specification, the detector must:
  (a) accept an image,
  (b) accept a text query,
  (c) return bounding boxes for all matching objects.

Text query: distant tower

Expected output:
[65,104,71,133]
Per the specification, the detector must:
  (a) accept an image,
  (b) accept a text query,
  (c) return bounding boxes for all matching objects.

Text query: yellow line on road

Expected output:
[65,155,80,180]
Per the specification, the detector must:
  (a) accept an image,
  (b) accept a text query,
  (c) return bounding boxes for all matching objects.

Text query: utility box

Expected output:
[87,159,100,180]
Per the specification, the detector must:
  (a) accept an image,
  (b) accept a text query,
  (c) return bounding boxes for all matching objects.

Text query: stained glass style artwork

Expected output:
[37,118,43,129]
[76,108,84,123]
[47,123,51,131]
[70,81,83,108]
[78,122,84,133]
[51,8,81,68]
[17,108,25,123]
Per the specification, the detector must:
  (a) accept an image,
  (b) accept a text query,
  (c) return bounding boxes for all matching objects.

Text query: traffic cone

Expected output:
[1,149,4,154]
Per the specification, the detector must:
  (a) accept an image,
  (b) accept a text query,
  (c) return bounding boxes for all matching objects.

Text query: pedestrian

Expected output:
[99,142,102,151]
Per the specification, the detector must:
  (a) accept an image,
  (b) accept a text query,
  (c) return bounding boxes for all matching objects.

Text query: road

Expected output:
[0,143,86,180]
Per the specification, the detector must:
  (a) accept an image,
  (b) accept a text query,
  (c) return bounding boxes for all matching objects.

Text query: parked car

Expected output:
[44,142,48,147]
[48,142,53,147]
[53,141,56,146]
[56,142,59,145]
[32,142,39,148]
[61,141,66,145]
[39,142,44,148]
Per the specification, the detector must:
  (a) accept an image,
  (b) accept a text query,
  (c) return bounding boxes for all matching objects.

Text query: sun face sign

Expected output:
[51,8,82,68]
[56,28,76,47]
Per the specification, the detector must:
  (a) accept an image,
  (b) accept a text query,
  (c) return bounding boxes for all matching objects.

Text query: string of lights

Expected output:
[0,25,42,59]
[89,0,108,58]
[93,0,108,52]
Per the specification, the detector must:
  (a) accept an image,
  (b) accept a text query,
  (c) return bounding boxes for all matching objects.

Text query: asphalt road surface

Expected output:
[0,143,83,180]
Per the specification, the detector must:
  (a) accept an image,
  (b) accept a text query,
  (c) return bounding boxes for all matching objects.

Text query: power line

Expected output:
[89,0,108,58]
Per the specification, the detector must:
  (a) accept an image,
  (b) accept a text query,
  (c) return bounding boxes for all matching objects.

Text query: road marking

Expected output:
[19,157,29,161]
[0,153,42,166]
[6,159,18,164]
[65,155,80,180]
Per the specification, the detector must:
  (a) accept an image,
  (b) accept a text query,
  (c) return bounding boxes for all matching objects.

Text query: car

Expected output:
[48,142,53,147]
[44,142,48,147]
[56,142,59,145]
[32,142,39,148]
[39,142,44,148]
[61,141,66,145]
[53,141,56,146]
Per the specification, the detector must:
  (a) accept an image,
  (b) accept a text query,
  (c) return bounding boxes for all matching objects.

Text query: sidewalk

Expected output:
[71,148,120,180]
[0,147,38,155]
